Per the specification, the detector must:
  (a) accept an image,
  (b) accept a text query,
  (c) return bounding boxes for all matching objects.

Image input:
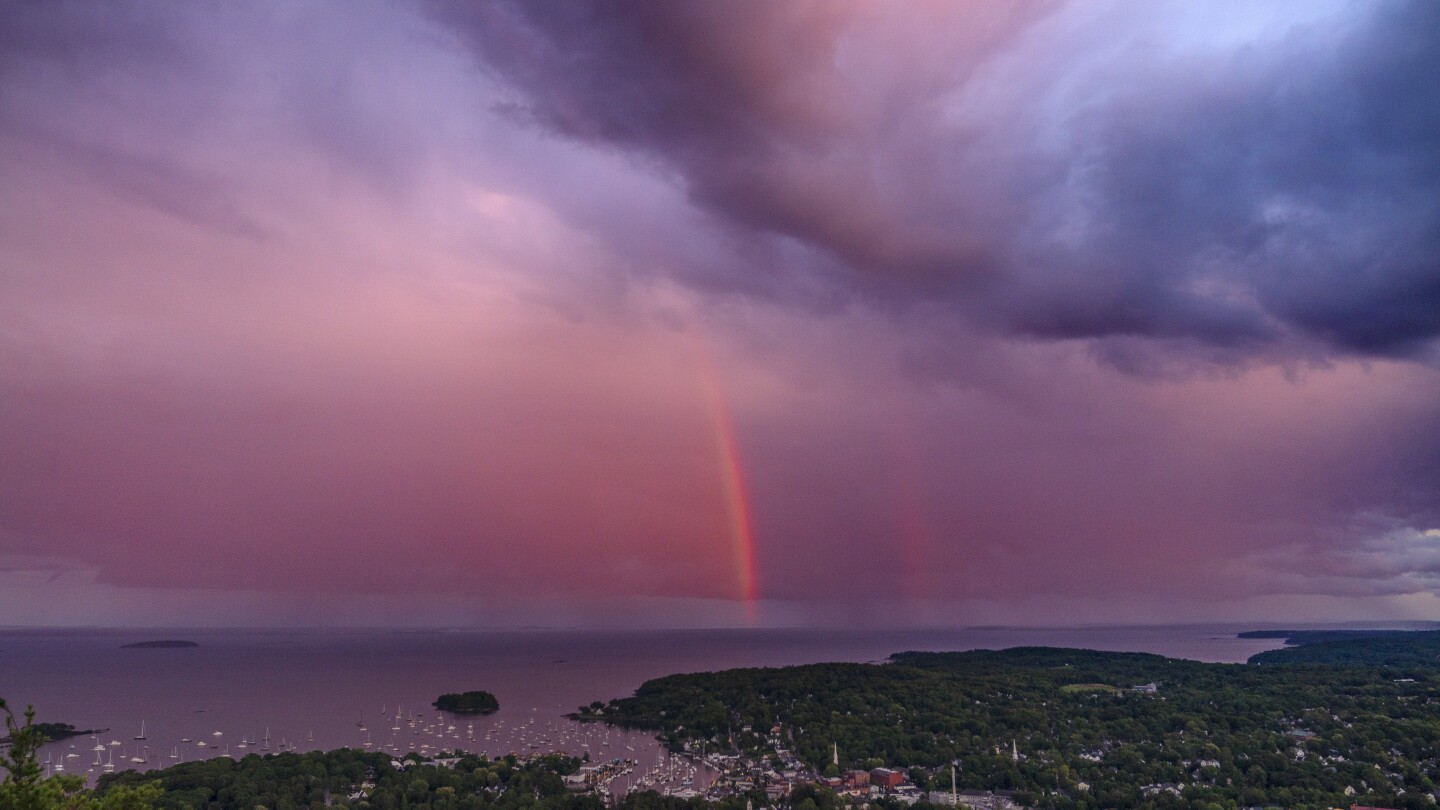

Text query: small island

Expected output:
[432,690,499,715]
[2,722,103,746]
[120,640,199,649]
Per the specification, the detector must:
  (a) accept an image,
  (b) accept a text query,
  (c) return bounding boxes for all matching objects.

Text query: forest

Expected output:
[1248,629,1440,668]
[98,750,588,810]
[587,645,1440,810]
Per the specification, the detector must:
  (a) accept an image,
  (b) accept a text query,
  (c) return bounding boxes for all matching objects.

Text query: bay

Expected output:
[1,625,1282,784]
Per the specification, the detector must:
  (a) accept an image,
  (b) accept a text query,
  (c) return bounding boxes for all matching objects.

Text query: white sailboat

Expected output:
[134,720,146,740]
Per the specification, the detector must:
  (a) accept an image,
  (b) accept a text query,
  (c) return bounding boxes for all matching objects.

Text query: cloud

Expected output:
[1246,519,1440,598]
[2,1,1440,626]
[434,0,1440,365]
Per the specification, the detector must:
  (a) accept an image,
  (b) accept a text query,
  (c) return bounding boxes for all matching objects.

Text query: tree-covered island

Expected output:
[434,691,501,715]
[1,721,103,746]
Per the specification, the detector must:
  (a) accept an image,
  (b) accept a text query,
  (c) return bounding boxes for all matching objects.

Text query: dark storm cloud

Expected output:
[428,2,1052,299]
[434,1,1440,363]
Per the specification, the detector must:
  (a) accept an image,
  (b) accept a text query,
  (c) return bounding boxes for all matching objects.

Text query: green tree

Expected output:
[1,700,161,810]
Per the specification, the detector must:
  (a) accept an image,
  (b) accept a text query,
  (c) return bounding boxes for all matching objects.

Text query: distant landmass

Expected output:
[120,640,199,649]
[1,722,103,746]
[1248,629,1440,667]
[1239,628,1417,645]
[432,690,500,714]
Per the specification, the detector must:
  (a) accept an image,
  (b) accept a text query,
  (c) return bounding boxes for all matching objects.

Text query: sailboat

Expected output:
[134,720,147,740]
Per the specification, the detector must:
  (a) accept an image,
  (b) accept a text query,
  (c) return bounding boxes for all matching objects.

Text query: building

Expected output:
[870,768,905,789]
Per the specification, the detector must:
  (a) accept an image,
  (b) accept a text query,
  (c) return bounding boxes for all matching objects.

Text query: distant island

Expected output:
[120,640,199,649]
[432,690,499,715]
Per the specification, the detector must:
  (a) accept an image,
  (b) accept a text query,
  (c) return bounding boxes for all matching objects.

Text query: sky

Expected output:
[2,1,1439,629]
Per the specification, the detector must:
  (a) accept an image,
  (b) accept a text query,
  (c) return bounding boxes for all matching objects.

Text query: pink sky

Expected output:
[3,1,1440,627]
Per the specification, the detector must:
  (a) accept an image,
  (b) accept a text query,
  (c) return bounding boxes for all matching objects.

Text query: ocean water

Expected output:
[1,625,1282,782]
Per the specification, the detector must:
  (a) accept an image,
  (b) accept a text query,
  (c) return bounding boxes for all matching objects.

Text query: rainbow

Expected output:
[692,340,760,624]
[888,418,936,602]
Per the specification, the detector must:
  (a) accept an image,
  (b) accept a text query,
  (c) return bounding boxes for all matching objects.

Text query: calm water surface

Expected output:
[1,626,1282,781]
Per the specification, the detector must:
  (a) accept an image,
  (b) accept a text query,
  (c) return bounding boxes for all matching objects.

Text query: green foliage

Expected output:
[616,791,752,810]
[0,699,163,810]
[97,749,590,810]
[593,646,1440,810]
[1248,629,1440,668]
[433,692,501,715]
[0,700,47,810]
